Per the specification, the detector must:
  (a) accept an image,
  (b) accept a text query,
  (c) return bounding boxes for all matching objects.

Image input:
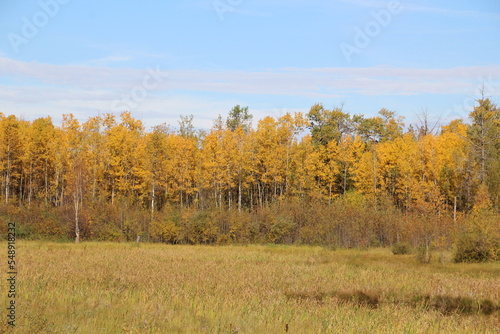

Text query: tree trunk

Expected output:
[238,177,242,212]
[453,196,457,224]
[74,192,80,243]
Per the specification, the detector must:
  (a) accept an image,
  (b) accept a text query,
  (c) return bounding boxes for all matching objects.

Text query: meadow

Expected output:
[1,241,499,333]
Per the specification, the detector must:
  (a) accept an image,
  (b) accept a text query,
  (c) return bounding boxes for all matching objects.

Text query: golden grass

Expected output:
[1,241,499,333]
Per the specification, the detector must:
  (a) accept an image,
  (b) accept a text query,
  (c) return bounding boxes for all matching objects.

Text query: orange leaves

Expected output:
[0,102,496,219]
[104,112,147,202]
[354,127,470,214]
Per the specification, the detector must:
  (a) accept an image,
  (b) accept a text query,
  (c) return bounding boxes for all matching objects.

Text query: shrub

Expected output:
[453,215,499,263]
[15,223,36,239]
[216,234,231,245]
[453,232,494,263]
[416,244,432,264]
[150,219,180,243]
[178,210,218,244]
[95,224,122,242]
[268,217,297,244]
[391,242,411,255]
[227,210,253,243]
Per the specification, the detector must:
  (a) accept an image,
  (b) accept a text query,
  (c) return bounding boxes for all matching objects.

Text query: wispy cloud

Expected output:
[336,0,500,20]
[336,0,391,9]
[1,57,499,128]
[1,57,499,99]
[403,4,500,20]
[231,8,270,17]
[85,55,135,66]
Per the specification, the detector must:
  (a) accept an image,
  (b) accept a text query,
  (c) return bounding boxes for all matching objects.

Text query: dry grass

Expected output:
[1,241,499,333]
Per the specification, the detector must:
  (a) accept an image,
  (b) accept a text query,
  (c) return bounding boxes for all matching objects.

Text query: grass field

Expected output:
[1,241,499,333]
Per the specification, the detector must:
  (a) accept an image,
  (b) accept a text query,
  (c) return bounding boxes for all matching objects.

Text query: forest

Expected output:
[0,100,499,261]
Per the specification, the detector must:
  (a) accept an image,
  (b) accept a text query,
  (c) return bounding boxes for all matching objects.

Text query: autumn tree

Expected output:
[337,135,364,195]
[146,124,171,216]
[0,115,23,204]
[307,103,352,146]
[0,106,498,249]
[82,115,106,202]
[354,109,404,144]
[467,99,500,209]
[353,114,385,144]
[178,114,196,138]
[226,105,252,133]
[254,116,283,206]
[61,114,86,242]
[168,132,199,208]
[28,117,57,205]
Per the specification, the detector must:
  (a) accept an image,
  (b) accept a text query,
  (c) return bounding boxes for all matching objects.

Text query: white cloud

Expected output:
[1,56,499,128]
[336,0,500,20]
[84,55,135,66]
[2,57,499,97]
[402,4,500,20]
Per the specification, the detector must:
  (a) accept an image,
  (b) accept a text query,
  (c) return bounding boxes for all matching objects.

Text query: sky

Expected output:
[0,0,499,130]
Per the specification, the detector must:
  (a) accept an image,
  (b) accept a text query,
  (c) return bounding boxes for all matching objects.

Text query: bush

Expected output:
[391,242,411,255]
[177,210,210,244]
[416,244,432,264]
[453,232,495,263]
[150,219,180,243]
[453,215,499,263]
[15,223,36,239]
[268,217,297,244]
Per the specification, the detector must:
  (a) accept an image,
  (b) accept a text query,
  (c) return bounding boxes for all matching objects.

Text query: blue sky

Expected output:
[0,0,499,130]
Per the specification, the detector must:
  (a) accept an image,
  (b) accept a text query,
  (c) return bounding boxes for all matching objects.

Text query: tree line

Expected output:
[0,101,498,260]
